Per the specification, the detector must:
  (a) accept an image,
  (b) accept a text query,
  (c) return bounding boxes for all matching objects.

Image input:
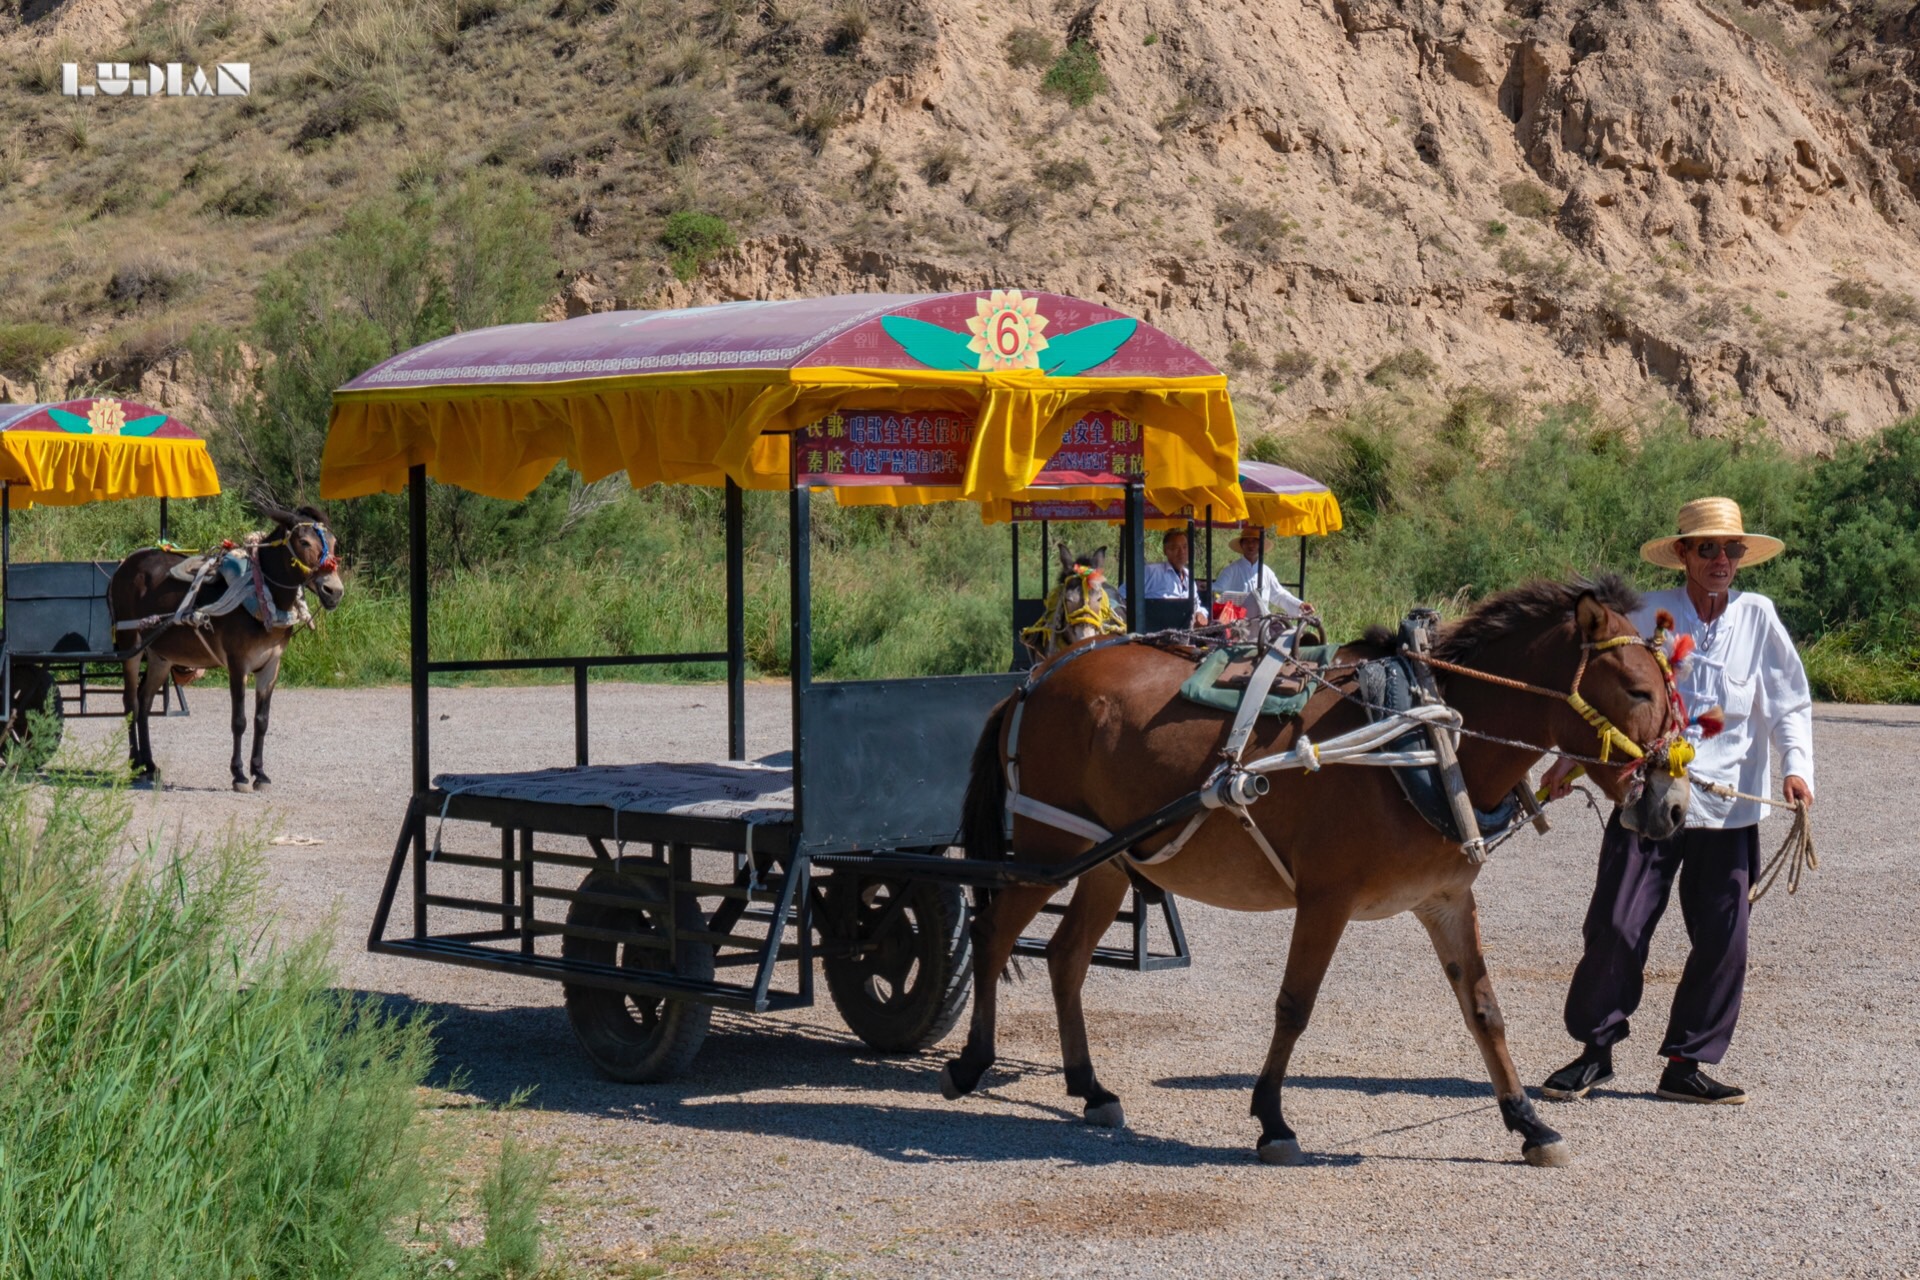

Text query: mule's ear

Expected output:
[1574,592,1611,642]
[1089,546,1107,572]
[255,500,298,527]
[1057,543,1076,574]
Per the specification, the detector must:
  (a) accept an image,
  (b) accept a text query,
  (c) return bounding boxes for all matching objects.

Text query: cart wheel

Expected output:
[821,873,973,1053]
[3,667,63,763]
[561,867,713,1084]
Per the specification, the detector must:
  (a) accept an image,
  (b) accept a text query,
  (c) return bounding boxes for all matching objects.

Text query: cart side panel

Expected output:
[795,673,1024,855]
[5,562,119,655]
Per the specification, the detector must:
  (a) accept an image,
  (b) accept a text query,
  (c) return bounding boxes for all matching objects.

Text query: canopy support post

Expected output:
[789,462,811,827]
[1123,481,1145,632]
[1298,537,1308,599]
[158,497,169,543]
[409,464,429,795]
[725,479,745,761]
[1009,521,1021,669]
[1203,504,1213,605]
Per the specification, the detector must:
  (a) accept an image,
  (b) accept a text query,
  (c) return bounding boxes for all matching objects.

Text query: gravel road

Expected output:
[65,686,1920,1278]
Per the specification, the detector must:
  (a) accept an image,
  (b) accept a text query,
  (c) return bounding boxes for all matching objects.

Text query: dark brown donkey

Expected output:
[948,577,1690,1167]
[109,505,345,791]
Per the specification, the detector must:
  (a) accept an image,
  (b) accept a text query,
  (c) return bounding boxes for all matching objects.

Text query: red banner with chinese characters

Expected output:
[795,410,975,486]
[1008,498,1181,522]
[1031,410,1145,485]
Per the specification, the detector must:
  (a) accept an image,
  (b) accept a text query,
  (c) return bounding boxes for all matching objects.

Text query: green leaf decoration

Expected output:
[120,414,168,437]
[1041,318,1137,377]
[882,315,979,372]
[47,407,91,434]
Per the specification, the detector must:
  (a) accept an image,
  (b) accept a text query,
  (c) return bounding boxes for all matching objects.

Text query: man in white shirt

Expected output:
[1139,528,1207,626]
[1540,497,1815,1107]
[1210,522,1312,618]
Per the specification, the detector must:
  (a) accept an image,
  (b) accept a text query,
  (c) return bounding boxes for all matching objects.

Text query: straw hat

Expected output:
[1231,520,1268,551]
[1639,497,1785,570]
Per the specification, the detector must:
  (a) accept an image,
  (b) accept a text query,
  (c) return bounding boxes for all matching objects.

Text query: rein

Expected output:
[1407,633,1693,777]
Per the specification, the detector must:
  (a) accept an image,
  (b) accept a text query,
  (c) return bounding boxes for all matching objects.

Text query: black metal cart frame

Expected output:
[0,488,190,753]
[368,462,1192,1063]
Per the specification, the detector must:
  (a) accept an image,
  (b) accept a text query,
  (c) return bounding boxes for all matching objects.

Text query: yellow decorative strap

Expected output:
[1664,738,1695,778]
[1566,693,1644,762]
[1590,635,1640,653]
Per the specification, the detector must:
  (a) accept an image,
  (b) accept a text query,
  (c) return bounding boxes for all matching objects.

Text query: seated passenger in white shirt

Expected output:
[1210,521,1312,618]
[1138,528,1207,626]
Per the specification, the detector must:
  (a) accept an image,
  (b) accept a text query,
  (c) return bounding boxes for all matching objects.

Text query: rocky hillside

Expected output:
[3,0,1919,447]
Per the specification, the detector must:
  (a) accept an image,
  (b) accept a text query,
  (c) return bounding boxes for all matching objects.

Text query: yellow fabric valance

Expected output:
[323,367,1248,520]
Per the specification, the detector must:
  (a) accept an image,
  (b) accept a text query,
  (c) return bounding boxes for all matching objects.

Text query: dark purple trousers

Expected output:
[1563,812,1761,1064]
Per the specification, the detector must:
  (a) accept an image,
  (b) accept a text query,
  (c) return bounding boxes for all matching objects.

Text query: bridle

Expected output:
[255,521,339,587]
[1410,630,1695,780]
[1021,566,1126,657]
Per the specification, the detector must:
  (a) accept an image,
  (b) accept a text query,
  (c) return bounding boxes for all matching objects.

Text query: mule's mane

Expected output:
[1432,574,1641,663]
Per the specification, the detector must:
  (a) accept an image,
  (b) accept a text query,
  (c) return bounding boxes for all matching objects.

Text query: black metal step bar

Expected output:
[1012,890,1191,972]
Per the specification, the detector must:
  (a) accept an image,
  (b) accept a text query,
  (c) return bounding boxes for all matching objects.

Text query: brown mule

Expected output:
[109,505,346,791]
[945,576,1690,1167]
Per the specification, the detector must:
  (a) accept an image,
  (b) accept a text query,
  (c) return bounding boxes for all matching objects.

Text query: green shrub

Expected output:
[1003,25,1054,70]
[659,210,736,281]
[1034,157,1095,192]
[1215,199,1297,261]
[0,761,439,1276]
[1826,279,1875,310]
[1785,416,1920,643]
[0,322,72,380]
[921,143,966,185]
[1498,179,1557,221]
[205,166,293,218]
[1270,348,1316,389]
[1365,347,1438,387]
[1041,39,1107,107]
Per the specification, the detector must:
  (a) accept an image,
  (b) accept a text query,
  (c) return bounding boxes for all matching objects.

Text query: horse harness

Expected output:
[113,522,336,642]
[1020,566,1126,657]
[999,609,1694,890]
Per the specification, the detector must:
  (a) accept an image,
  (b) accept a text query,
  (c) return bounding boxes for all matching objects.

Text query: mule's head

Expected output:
[1023,545,1125,659]
[261,502,345,611]
[1559,593,1690,839]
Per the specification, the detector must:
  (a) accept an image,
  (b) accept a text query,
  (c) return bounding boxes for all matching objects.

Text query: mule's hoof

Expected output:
[232,779,254,793]
[1083,1100,1126,1128]
[1523,1139,1571,1168]
[938,1064,965,1101]
[251,780,272,794]
[1257,1138,1305,1166]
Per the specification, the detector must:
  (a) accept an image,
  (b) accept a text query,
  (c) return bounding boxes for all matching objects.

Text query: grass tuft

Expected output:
[658,209,737,281]
[1041,39,1108,107]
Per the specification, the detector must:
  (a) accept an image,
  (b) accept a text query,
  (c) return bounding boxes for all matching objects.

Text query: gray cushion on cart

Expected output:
[433,759,794,825]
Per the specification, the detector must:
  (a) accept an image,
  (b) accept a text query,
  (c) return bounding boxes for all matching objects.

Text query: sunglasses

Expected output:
[1685,540,1747,562]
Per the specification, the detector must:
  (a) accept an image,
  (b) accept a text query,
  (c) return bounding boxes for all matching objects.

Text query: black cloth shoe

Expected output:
[1540,1046,1614,1100]
[1657,1060,1747,1105]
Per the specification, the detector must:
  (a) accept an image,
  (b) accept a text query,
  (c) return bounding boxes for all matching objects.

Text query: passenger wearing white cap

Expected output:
[1210,521,1312,618]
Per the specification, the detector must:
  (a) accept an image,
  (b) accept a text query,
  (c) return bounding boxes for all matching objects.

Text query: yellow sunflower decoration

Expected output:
[965,289,1051,371]
[86,399,127,435]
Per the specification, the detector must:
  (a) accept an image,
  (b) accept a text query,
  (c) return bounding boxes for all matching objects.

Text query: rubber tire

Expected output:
[561,868,714,1084]
[3,666,62,763]
[820,873,973,1054]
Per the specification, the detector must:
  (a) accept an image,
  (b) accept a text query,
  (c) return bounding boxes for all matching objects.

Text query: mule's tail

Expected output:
[960,695,1013,862]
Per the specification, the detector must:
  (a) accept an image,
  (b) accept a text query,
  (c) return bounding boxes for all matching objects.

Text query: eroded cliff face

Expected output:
[5,0,1919,446]
[661,0,1920,446]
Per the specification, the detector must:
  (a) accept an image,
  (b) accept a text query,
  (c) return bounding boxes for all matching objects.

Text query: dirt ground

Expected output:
[68,685,1920,1279]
